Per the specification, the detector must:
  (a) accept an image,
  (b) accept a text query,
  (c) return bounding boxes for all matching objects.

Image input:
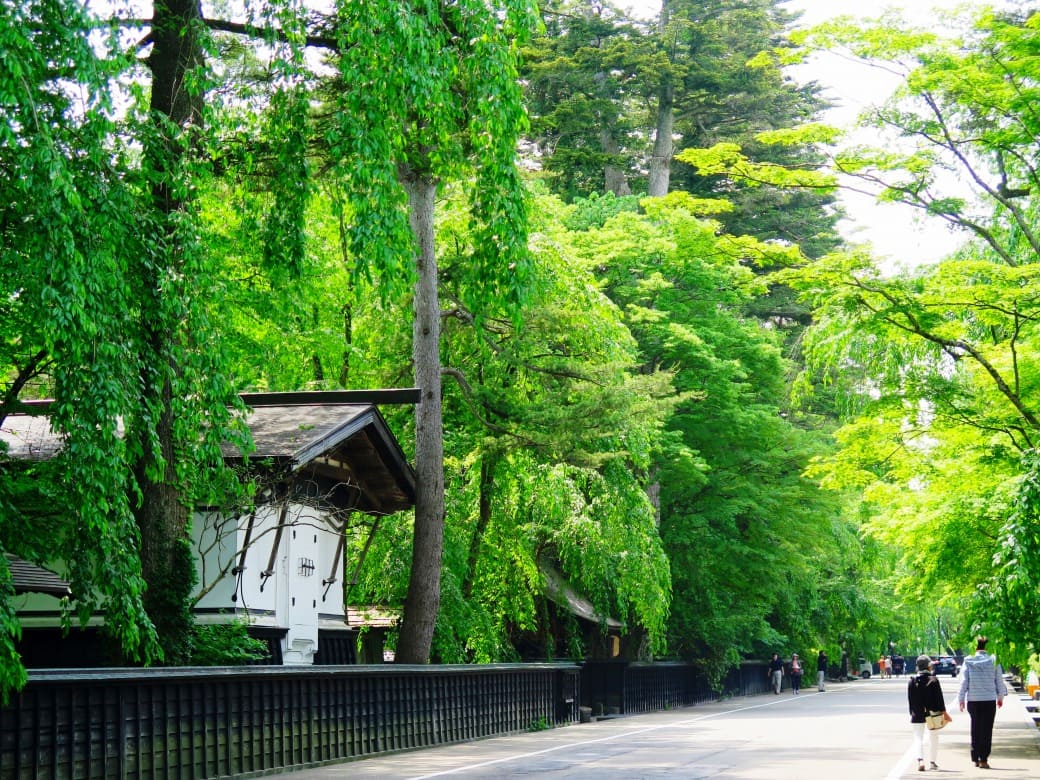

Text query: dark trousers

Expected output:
[967,700,998,761]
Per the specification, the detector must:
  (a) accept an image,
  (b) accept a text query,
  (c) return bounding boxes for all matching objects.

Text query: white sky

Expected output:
[784,1,975,269]
[623,0,1019,269]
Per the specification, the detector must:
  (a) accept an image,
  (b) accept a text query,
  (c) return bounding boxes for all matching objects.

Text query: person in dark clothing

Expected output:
[790,653,803,694]
[816,650,828,691]
[893,654,906,676]
[909,655,951,771]
[767,653,784,694]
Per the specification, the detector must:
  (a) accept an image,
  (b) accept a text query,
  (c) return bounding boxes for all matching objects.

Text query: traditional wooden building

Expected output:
[2,391,416,667]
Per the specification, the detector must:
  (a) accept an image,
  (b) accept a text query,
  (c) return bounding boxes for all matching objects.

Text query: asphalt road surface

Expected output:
[270,675,1040,779]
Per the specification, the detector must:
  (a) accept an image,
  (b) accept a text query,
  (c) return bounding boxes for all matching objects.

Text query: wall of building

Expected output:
[192,501,345,665]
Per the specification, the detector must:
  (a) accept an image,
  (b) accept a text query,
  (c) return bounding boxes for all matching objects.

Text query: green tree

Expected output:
[764,5,1040,666]
[522,1,651,198]
[329,0,539,663]
[560,192,863,678]
[523,0,839,246]
[324,185,677,662]
[0,0,161,697]
[0,0,315,690]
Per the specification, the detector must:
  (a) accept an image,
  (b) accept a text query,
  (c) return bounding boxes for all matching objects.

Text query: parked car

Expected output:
[858,657,873,679]
[932,656,959,676]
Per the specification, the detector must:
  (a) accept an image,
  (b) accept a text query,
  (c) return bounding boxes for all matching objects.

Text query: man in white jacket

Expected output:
[957,636,1008,769]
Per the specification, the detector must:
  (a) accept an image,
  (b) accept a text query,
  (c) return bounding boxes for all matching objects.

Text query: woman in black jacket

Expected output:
[908,655,952,771]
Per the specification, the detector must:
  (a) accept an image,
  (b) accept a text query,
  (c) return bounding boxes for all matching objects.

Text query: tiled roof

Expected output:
[1,394,416,514]
[5,555,71,597]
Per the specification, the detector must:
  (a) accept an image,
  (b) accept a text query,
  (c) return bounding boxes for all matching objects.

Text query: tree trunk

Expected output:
[336,200,354,386]
[462,453,497,600]
[395,170,445,664]
[647,0,673,197]
[134,396,195,665]
[338,303,353,387]
[647,80,674,197]
[135,0,205,664]
[600,128,632,197]
[592,72,631,196]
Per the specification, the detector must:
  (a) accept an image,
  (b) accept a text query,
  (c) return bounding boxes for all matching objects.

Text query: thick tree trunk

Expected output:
[647,81,674,197]
[592,71,631,196]
[395,171,445,664]
[135,0,205,664]
[648,0,673,198]
[600,128,632,197]
[134,392,194,665]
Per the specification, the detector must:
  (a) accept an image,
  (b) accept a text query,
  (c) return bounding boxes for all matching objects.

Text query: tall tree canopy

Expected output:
[0,0,260,697]
[1,0,930,699]
[329,0,539,663]
[754,4,1040,667]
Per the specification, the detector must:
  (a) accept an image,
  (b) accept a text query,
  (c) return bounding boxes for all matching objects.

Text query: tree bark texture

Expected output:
[647,79,674,197]
[135,0,205,664]
[462,453,497,600]
[593,72,631,196]
[600,127,632,197]
[395,171,445,664]
[647,0,673,198]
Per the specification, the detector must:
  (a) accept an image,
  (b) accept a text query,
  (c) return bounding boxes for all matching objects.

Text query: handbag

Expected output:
[925,711,947,730]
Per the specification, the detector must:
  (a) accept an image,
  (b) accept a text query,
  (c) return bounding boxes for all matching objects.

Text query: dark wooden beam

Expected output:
[240,389,421,407]
[20,388,422,411]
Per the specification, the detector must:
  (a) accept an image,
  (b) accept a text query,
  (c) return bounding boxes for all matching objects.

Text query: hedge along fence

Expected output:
[0,664,580,780]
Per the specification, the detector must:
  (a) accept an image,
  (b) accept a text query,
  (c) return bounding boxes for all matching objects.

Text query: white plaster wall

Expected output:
[17,500,347,667]
[191,509,238,610]
[317,518,347,622]
[282,505,325,664]
[183,500,353,665]
[233,504,284,620]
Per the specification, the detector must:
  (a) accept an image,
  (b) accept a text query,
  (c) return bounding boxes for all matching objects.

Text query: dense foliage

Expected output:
[770,3,1040,669]
[6,0,1038,702]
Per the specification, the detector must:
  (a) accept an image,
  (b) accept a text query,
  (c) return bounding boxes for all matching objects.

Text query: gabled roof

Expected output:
[230,399,416,514]
[0,391,417,516]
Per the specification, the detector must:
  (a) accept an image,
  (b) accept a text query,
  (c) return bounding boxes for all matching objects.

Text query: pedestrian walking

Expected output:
[768,652,784,694]
[958,636,1007,769]
[817,650,828,691]
[908,655,952,772]
[893,654,906,677]
[790,653,803,694]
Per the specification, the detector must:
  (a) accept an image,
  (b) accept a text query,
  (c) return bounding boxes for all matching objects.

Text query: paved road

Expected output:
[270,675,1040,779]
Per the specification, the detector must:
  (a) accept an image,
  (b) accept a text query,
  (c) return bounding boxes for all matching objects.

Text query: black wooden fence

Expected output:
[581,660,771,716]
[0,660,769,780]
[0,664,578,780]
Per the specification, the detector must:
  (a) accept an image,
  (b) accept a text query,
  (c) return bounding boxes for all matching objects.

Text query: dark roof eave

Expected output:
[6,555,72,598]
